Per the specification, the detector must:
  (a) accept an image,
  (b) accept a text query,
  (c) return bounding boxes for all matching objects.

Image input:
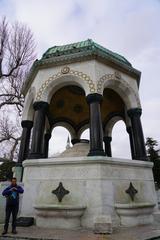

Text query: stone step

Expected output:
[0,236,59,240]
[16,217,34,227]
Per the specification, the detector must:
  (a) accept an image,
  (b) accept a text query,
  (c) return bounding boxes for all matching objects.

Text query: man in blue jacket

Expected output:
[2,177,24,235]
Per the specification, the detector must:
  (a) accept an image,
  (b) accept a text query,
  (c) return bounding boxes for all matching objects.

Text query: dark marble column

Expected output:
[126,126,135,160]
[30,101,49,159]
[103,136,112,157]
[127,108,147,161]
[17,120,33,165]
[86,93,105,156]
[43,131,51,158]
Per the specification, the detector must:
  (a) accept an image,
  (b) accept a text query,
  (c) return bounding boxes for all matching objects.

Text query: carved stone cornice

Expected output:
[86,93,103,104]
[127,108,142,118]
[103,136,112,142]
[22,51,141,96]
[33,101,49,111]
[21,120,33,129]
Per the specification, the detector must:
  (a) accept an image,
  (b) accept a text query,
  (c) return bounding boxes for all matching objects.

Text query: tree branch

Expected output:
[0,16,36,160]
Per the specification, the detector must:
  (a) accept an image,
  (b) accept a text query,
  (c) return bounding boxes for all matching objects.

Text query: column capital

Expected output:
[33,101,49,111]
[86,93,103,104]
[103,136,112,142]
[127,108,142,118]
[21,120,33,129]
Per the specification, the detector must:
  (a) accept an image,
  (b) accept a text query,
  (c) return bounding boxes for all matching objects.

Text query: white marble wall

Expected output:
[21,157,157,229]
[22,59,140,121]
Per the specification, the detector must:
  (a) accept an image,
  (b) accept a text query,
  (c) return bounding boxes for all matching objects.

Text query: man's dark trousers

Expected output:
[4,204,19,231]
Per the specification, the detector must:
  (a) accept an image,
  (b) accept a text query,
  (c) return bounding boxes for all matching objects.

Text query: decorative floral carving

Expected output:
[36,68,96,101]
[97,71,141,107]
[97,73,113,93]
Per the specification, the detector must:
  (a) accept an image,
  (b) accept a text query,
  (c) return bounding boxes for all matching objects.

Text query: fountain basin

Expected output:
[115,202,155,226]
[34,204,86,229]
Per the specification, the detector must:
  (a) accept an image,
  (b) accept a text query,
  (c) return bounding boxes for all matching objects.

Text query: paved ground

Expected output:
[0,223,160,240]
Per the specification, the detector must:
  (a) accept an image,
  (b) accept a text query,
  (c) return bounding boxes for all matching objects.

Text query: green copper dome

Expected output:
[22,39,141,96]
[42,39,132,67]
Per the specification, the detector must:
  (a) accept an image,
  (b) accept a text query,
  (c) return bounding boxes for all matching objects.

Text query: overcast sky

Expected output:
[1,0,160,158]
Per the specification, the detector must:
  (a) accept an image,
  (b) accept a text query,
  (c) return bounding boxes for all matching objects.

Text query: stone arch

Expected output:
[52,122,77,140]
[97,71,141,109]
[22,86,36,121]
[104,116,125,137]
[78,123,89,139]
[35,68,96,103]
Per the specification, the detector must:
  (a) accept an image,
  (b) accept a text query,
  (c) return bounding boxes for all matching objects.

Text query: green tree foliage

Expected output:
[0,160,16,181]
[146,137,160,188]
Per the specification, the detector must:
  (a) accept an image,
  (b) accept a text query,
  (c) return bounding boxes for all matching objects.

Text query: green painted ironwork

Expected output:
[22,39,141,96]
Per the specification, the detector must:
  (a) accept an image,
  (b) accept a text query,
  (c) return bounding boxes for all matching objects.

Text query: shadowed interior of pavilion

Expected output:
[31,85,129,159]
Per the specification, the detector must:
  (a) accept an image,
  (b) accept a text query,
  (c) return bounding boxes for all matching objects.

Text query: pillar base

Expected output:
[88,150,106,156]
[71,139,80,145]
[29,153,44,159]
[135,156,148,161]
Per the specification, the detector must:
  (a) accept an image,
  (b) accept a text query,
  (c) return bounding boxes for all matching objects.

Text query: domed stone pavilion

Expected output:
[16,40,159,232]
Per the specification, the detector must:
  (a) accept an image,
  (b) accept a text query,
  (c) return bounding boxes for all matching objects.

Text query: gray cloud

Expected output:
[1,0,159,158]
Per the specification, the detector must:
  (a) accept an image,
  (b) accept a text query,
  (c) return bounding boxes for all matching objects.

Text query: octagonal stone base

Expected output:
[21,156,158,230]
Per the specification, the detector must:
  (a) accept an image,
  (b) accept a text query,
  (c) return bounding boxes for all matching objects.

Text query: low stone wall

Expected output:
[0,181,24,224]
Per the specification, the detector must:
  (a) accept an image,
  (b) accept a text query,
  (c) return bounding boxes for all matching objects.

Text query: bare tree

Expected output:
[0,114,21,160]
[0,17,36,160]
[0,17,36,112]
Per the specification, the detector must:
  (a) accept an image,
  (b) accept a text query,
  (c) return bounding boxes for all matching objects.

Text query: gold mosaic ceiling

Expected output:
[49,85,124,130]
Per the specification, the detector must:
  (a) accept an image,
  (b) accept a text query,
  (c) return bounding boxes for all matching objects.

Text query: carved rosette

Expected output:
[61,66,70,74]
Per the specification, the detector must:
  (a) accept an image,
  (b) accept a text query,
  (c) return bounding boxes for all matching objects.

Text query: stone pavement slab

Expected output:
[0,224,160,240]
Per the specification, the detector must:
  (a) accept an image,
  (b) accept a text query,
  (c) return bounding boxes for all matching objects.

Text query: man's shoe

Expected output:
[2,230,7,235]
[12,229,17,234]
